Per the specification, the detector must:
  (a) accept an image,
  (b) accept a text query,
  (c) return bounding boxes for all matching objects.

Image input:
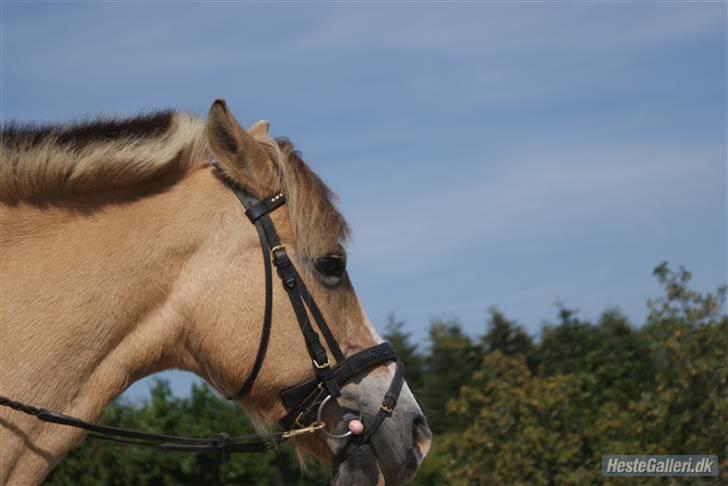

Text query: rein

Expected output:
[0,167,404,464]
[0,394,303,462]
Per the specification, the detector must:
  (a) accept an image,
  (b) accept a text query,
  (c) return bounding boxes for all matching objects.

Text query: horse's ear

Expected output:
[207,100,275,194]
[249,120,270,137]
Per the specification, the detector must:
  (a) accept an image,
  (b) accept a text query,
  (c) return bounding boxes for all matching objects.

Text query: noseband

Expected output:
[219,168,405,444]
[0,167,406,464]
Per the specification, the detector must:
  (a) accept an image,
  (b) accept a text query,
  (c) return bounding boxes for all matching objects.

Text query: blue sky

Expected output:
[2,2,726,401]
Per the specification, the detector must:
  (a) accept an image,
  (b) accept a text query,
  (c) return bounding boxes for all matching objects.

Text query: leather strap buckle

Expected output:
[270,244,286,261]
[294,411,306,428]
[313,358,330,369]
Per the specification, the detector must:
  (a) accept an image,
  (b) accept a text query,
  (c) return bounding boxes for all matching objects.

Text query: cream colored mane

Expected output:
[0,112,208,203]
[0,111,348,258]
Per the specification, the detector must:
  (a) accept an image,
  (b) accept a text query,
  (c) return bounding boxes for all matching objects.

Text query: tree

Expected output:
[648,262,727,326]
[442,264,727,484]
[444,352,598,485]
[534,306,654,408]
[382,313,425,393]
[481,307,534,358]
[420,319,482,434]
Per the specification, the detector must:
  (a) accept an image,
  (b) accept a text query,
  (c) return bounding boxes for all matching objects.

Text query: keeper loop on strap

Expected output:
[271,247,290,267]
[245,193,286,223]
[270,244,285,259]
[313,358,330,369]
[319,367,341,398]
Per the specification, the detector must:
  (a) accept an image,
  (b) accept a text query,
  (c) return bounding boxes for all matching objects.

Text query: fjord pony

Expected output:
[0,101,431,485]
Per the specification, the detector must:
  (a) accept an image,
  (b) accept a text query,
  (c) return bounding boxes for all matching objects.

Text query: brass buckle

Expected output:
[380,404,394,414]
[270,244,285,259]
[270,245,288,266]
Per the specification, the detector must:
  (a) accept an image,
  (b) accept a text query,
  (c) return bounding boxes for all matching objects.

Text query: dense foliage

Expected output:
[47,265,727,484]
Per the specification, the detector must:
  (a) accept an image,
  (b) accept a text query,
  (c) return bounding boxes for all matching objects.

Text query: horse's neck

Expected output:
[0,168,229,484]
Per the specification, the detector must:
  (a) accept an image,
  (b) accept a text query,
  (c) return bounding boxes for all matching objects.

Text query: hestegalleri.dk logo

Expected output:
[602,455,719,477]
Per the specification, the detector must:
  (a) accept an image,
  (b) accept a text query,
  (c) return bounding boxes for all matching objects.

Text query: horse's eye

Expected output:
[315,255,346,278]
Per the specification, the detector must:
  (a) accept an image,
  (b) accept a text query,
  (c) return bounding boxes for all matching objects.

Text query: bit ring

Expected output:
[316,395,360,439]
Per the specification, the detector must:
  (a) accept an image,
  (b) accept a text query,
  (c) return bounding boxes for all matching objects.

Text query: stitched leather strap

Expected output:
[298,279,346,362]
[0,395,283,463]
[278,343,397,429]
[334,360,405,465]
[223,178,343,400]
[227,187,276,401]
[280,343,396,410]
[244,194,286,223]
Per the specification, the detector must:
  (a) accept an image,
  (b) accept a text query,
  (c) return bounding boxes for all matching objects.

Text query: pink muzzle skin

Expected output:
[347,419,365,435]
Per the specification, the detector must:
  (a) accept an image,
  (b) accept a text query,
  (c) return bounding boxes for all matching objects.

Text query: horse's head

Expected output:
[182,100,431,484]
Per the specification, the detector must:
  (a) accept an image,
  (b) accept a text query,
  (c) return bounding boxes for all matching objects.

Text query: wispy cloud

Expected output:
[346,137,724,271]
[295,3,722,55]
[4,3,722,112]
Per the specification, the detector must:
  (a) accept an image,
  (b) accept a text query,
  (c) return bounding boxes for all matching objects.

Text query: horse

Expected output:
[0,100,432,485]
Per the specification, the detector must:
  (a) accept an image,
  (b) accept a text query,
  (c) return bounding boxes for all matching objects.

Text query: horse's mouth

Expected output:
[332,444,384,486]
[332,440,423,486]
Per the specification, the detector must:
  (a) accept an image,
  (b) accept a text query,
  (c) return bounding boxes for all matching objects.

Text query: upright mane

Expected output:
[0,110,348,258]
[0,111,208,203]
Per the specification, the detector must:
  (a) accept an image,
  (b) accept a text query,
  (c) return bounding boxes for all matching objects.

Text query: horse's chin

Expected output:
[332,445,384,486]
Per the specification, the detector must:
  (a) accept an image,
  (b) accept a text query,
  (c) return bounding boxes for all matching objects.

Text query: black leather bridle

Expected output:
[0,167,405,464]
[219,166,405,444]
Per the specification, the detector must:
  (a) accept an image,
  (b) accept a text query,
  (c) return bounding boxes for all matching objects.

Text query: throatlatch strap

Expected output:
[226,187,282,401]
[227,218,274,400]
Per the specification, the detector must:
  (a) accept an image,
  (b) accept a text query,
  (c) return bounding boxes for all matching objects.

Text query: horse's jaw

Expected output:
[332,445,384,486]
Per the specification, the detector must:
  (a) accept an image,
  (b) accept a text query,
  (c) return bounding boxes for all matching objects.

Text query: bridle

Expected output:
[220,166,404,436]
[0,166,405,465]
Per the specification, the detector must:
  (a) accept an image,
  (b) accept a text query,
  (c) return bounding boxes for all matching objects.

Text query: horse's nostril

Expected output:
[412,414,432,460]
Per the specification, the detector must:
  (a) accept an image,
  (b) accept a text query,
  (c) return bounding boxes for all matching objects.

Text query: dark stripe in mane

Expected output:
[1,111,175,149]
[0,111,206,205]
[0,112,348,259]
